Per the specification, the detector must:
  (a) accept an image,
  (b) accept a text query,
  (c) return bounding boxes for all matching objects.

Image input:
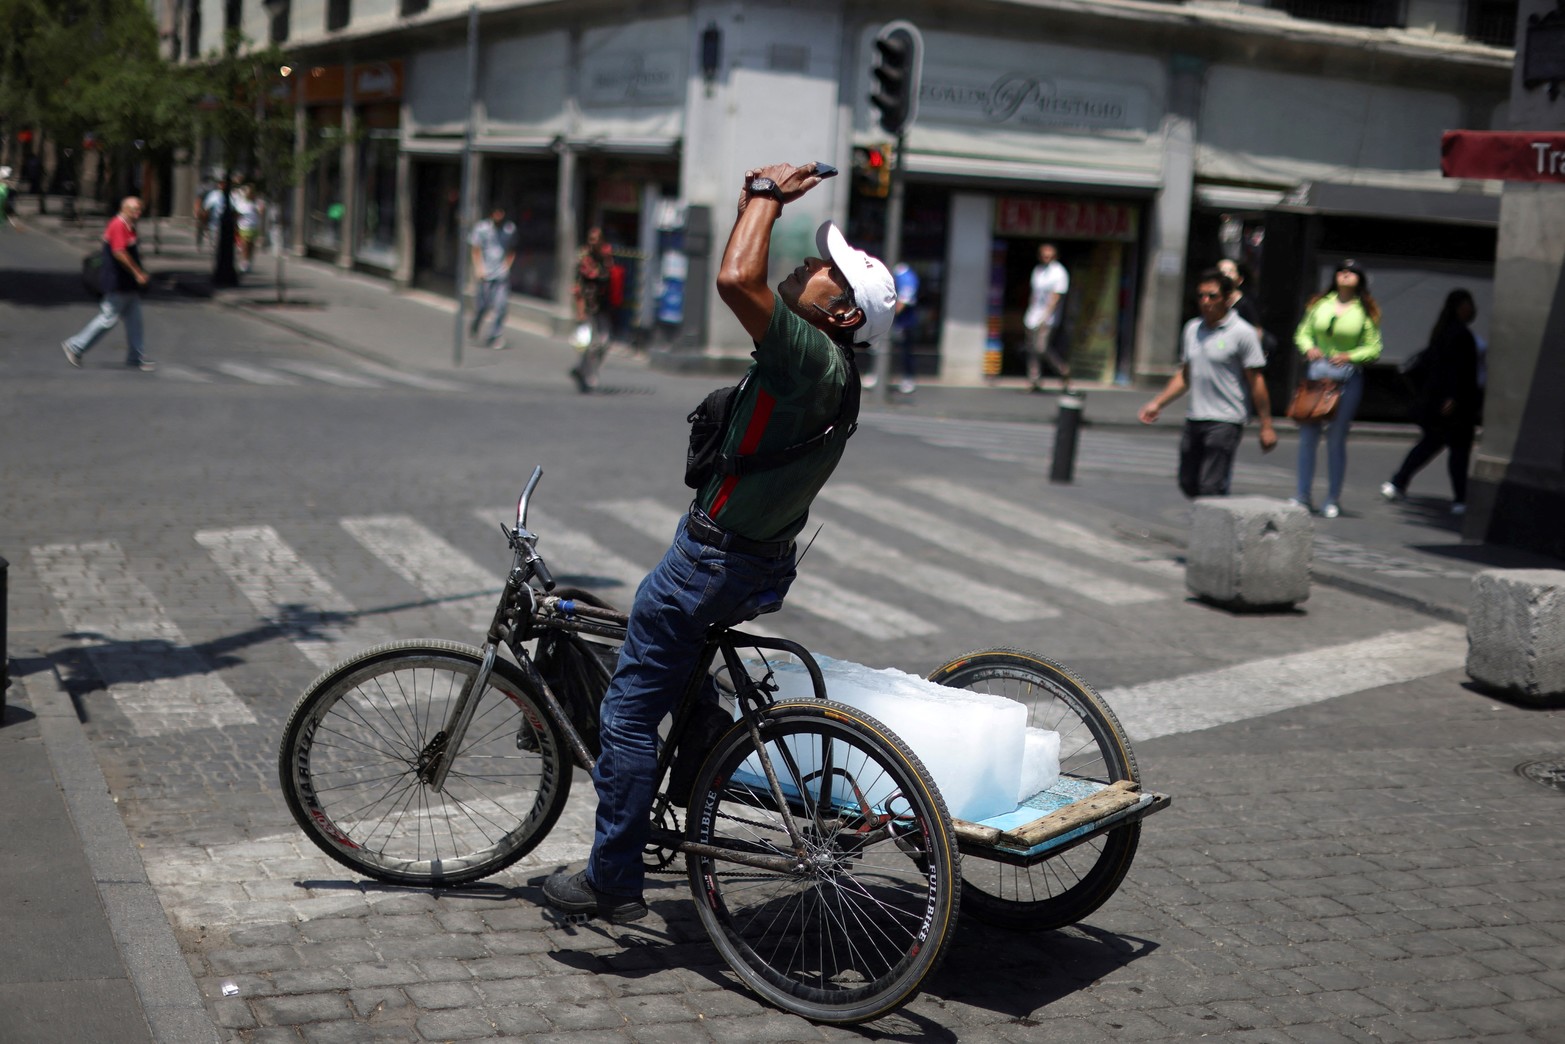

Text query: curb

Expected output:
[24,667,221,1044]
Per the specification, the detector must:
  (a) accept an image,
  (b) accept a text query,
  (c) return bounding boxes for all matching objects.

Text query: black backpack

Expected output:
[684,349,861,490]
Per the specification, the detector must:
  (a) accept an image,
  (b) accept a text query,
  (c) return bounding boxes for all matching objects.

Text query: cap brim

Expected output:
[816,221,851,272]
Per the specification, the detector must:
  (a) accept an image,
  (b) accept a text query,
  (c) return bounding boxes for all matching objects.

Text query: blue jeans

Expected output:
[67,291,145,365]
[471,277,509,343]
[1295,369,1364,506]
[587,519,797,898]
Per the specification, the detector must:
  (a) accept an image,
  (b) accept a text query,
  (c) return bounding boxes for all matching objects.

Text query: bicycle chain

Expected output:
[645,804,814,874]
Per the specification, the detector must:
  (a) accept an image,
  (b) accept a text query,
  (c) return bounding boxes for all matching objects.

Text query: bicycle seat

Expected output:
[715,589,783,630]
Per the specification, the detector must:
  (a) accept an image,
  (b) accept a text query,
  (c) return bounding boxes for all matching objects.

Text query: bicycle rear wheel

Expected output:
[685,700,958,1025]
[927,649,1140,931]
[278,640,572,887]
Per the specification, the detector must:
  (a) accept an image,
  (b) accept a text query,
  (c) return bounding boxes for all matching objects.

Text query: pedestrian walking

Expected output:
[198,178,230,254]
[234,183,263,274]
[1138,268,1277,496]
[569,227,614,391]
[1023,242,1071,394]
[1290,259,1382,518]
[542,160,893,923]
[61,196,154,372]
[467,204,516,349]
[1217,258,1264,344]
[1381,289,1482,515]
[892,261,920,394]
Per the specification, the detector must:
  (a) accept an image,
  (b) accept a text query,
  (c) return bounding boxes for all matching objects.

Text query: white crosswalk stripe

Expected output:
[521,510,648,603]
[819,484,1165,606]
[195,525,387,669]
[1105,623,1467,741]
[269,360,385,388]
[160,358,469,391]
[29,541,257,736]
[903,476,1183,579]
[347,359,468,392]
[341,516,502,632]
[596,498,938,640]
[213,361,300,385]
[156,363,215,383]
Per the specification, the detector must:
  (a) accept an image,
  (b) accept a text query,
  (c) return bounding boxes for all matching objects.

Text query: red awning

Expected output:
[1442,131,1565,182]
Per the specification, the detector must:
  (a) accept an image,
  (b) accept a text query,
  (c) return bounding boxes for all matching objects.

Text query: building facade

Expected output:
[172,0,1514,390]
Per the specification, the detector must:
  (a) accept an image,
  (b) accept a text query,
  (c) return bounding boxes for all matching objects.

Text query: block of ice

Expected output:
[1017,727,1061,803]
[745,655,1028,822]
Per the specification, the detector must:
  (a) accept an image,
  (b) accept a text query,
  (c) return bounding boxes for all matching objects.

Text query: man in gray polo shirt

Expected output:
[1139,268,1277,496]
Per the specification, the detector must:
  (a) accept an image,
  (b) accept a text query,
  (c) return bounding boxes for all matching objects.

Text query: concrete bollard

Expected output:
[1186,496,1312,610]
[1466,569,1565,705]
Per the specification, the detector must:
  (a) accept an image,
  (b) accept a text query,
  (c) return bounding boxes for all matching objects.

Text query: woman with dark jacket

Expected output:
[1381,289,1482,515]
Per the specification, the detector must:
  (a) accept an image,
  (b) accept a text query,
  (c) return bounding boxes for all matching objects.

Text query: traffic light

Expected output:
[853,145,891,198]
[870,21,923,137]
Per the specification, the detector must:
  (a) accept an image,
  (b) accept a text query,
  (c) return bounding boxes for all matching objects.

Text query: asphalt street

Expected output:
[2,212,1563,1043]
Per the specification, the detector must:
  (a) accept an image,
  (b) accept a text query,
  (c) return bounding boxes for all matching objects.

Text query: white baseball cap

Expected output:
[815,220,897,347]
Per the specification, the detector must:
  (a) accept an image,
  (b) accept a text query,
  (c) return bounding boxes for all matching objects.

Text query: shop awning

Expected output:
[1442,131,1565,183]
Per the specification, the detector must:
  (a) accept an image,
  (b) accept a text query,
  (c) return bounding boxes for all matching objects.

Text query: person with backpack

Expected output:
[543,160,897,924]
[61,196,154,371]
[1381,289,1482,515]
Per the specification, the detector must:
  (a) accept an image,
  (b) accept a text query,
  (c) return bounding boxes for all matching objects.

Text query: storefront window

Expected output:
[304,108,343,254]
[355,102,400,270]
[488,158,559,300]
[411,159,461,293]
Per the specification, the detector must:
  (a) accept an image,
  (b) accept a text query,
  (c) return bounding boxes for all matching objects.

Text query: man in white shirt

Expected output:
[1138,268,1277,496]
[1023,242,1071,393]
[468,205,517,349]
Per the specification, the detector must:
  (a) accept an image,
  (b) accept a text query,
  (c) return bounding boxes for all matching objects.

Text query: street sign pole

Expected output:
[876,133,907,403]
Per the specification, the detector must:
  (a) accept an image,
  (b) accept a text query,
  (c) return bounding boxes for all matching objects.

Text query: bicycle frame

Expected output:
[423,466,839,876]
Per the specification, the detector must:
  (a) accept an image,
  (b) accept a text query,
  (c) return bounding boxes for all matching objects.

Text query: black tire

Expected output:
[926,648,1140,931]
[685,700,959,1025]
[278,640,572,887]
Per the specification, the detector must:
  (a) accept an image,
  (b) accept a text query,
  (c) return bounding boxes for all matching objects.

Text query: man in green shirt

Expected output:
[545,160,897,922]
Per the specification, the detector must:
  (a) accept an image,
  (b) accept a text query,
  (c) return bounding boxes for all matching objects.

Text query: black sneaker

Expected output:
[543,868,646,923]
[128,360,156,372]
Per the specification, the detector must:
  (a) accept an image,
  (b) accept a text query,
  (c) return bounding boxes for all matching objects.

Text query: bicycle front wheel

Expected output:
[927,648,1140,931]
[686,700,959,1025]
[278,640,572,887]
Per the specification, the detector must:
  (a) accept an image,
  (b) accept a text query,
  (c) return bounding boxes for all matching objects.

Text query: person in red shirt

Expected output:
[62,196,154,371]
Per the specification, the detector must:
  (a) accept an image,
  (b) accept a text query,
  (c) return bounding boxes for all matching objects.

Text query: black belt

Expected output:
[685,508,793,559]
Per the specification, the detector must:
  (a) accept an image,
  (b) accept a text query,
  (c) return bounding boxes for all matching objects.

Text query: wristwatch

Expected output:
[746,176,784,202]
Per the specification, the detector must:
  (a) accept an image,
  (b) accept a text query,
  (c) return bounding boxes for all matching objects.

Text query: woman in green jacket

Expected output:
[1291,260,1383,518]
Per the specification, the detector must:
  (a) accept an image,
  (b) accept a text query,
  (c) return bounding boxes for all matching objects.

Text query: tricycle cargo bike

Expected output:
[278,469,1170,1024]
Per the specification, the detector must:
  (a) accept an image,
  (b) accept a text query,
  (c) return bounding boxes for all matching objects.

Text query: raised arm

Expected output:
[715,162,828,342]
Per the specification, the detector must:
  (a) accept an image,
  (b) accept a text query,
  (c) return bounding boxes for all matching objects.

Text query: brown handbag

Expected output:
[1286,379,1342,422]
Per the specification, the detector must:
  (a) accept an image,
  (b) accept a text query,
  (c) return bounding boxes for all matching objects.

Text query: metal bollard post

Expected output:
[1050,394,1084,484]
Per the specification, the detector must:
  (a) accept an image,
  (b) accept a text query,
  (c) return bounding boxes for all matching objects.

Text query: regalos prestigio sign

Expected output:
[915,69,1150,134]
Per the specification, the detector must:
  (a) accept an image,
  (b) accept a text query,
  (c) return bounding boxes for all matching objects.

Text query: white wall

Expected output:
[940,193,997,385]
[1199,66,1466,190]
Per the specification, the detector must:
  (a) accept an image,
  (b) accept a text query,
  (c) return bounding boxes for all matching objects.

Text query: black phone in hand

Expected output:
[813,163,839,179]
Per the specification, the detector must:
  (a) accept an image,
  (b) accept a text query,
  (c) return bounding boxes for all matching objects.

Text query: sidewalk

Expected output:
[20,206,1564,623]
